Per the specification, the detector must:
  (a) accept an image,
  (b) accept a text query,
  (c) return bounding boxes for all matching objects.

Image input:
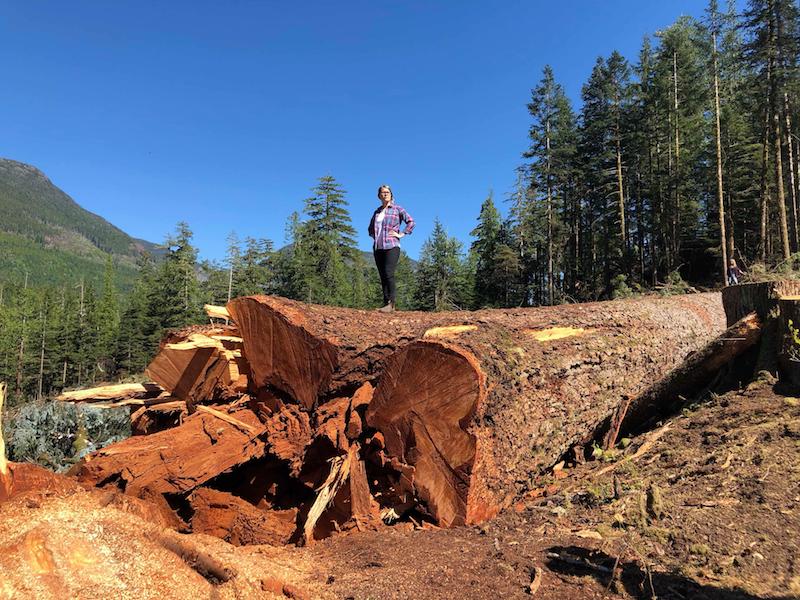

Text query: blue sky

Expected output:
[2,1,720,261]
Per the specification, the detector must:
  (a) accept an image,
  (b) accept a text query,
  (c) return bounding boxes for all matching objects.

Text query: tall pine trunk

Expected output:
[759,61,772,263]
[713,32,728,286]
[783,93,799,251]
[545,120,554,305]
[769,5,791,260]
[672,51,681,264]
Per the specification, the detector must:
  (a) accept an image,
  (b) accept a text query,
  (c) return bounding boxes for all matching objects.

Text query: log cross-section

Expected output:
[226,296,453,409]
[227,296,339,409]
[367,341,486,527]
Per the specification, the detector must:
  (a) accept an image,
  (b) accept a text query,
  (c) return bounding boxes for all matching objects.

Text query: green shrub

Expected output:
[2,400,130,471]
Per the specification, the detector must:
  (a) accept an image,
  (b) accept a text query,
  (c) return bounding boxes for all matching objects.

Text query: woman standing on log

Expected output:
[368,184,415,312]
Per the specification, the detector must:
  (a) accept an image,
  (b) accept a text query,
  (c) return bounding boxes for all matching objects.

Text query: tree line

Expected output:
[4,0,800,401]
[506,0,800,306]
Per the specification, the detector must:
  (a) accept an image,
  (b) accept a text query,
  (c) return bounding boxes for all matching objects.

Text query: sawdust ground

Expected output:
[2,381,799,599]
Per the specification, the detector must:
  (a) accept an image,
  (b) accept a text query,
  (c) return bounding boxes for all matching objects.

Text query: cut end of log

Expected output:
[227,296,339,410]
[367,340,492,527]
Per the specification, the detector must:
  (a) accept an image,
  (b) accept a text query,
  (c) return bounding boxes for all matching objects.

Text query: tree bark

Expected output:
[365,293,725,526]
[600,312,762,448]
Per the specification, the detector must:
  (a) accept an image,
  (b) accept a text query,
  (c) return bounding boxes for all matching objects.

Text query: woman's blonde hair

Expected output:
[377,184,394,201]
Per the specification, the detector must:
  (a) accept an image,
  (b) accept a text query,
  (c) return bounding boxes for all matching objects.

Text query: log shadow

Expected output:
[586,341,760,461]
[545,545,795,600]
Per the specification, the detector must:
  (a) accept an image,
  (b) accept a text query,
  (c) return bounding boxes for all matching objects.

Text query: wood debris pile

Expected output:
[47,292,739,545]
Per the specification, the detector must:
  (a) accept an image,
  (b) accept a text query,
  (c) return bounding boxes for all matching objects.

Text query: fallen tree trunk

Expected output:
[227,295,453,410]
[599,312,762,449]
[365,293,725,527]
[70,292,727,542]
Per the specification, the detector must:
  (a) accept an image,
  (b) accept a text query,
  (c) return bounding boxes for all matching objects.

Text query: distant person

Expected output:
[368,184,415,312]
[727,258,744,285]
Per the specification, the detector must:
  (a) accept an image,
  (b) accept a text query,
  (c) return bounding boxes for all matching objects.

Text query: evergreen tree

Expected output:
[238,237,274,296]
[469,192,503,307]
[524,65,578,303]
[95,257,120,376]
[413,219,470,311]
[116,253,158,376]
[151,222,202,331]
[292,176,359,306]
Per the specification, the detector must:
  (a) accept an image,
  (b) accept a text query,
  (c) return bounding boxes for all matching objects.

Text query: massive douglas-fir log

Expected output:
[366,293,725,527]
[68,291,728,542]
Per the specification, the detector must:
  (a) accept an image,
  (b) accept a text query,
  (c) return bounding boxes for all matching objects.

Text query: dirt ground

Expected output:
[307,379,800,600]
[1,380,799,599]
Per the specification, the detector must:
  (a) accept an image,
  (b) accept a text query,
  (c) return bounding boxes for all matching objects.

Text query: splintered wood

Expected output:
[57,382,166,404]
[62,291,735,546]
[75,407,266,496]
[145,330,247,406]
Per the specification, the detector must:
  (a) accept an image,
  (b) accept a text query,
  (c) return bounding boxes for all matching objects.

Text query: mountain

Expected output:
[0,158,158,290]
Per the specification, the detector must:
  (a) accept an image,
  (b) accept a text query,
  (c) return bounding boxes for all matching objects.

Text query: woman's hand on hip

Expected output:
[389,231,404,239]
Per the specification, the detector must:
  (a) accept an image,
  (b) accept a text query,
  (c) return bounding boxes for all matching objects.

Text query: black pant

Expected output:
[374,247,400,304]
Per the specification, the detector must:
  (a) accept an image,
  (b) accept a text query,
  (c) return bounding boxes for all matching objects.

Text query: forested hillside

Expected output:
[0,158,157,289]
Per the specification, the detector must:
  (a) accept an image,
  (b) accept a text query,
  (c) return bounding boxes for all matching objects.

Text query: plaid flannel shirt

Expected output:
[368,203,415,250]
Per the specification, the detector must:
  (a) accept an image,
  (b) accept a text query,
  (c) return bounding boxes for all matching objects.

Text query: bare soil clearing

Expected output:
[308,381,800,600]
[0,382,797,599]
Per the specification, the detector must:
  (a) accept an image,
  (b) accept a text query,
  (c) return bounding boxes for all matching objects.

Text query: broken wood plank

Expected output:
[145,331,247,406]
[204,304,231,322]
[57,382,165,404]
[74,407,266,496]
